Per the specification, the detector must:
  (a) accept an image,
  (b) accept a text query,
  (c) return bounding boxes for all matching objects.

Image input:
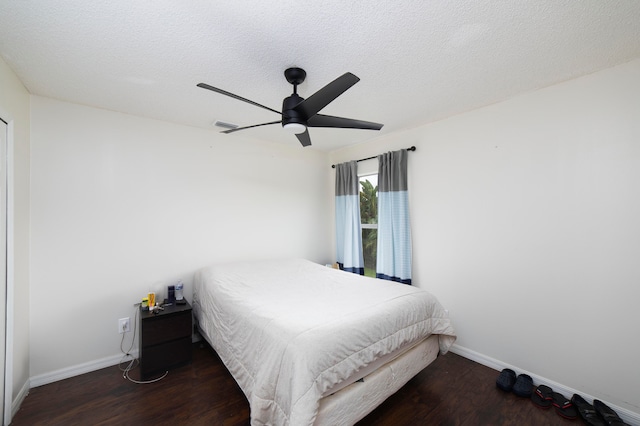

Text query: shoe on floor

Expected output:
[551,391,578,420]
[593,399,629,426]
[572,394,606,426]
[496,368,516,392]
[512,374,533,397]
[531,385,553,409]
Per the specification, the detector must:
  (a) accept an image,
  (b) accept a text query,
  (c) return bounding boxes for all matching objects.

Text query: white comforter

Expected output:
[193,258,456,425]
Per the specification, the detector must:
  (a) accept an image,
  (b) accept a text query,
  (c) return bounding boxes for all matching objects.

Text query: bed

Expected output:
[192,258,456,425]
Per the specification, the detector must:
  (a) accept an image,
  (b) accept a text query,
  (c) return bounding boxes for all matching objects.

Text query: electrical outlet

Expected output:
[118,317,130,334]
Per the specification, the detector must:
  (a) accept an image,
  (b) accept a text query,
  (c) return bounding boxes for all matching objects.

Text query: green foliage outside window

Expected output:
[360,178,378,273]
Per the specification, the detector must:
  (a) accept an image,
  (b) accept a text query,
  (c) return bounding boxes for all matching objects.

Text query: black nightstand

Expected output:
[139,301,193,380]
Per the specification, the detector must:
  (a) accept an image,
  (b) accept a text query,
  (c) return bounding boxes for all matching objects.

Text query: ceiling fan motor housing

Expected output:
[282,94,306,127]
[284,67,307,86]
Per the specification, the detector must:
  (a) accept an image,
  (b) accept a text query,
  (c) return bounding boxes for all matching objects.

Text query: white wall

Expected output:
[29,97,333,377]
[330,59,640,416]
[0,56,31,416]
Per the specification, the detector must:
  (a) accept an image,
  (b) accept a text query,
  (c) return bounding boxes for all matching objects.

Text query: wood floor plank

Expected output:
[12,342,575,425]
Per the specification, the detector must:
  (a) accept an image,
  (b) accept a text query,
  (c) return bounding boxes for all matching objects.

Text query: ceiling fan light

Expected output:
[283,122,306,134]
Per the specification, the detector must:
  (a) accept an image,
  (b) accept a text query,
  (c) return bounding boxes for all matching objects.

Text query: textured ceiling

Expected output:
[1,1,640,151]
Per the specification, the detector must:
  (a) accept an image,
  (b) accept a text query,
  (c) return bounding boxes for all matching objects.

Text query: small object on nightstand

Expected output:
[167,285,175,303]
[175,281,184,302]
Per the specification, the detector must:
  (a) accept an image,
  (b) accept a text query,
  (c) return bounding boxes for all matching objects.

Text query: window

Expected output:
[359,174,378,277]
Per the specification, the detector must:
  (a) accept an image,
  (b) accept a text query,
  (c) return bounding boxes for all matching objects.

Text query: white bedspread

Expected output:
[193,258,456,425]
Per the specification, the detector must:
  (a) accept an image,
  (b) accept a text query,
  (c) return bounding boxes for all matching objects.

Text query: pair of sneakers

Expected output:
[496,368,533,397]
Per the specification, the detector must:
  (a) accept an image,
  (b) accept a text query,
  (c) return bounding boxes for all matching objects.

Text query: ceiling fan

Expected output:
[197,68,383,147]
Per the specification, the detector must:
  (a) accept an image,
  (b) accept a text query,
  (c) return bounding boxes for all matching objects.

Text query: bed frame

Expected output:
[315,335,439,425]
[199,323,439,426]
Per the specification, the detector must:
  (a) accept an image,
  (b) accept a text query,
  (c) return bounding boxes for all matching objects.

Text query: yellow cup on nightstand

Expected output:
[148,292,155,310]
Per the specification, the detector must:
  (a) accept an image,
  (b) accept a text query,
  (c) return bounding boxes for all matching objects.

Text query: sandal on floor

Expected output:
[512,374,533,397]
[593,399,629,425]
[531,385,553,409]
[552,391,578,420]
[496,368,516,392]
[572,394,606,426]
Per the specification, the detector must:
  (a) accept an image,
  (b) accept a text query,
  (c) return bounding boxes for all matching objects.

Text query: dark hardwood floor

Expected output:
[12,342,576,425]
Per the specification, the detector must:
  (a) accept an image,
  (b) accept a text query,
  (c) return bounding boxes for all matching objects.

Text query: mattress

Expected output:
[193,258,456,425]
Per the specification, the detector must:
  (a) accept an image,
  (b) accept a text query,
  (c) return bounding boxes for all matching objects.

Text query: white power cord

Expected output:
[118,304,168,384]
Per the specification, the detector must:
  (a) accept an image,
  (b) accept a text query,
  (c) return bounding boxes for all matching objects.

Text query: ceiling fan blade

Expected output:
[307,114,383,130]
[221,121,281,134]
[197,83,281,115]
[295,129,312,147]
[294,73,360,118]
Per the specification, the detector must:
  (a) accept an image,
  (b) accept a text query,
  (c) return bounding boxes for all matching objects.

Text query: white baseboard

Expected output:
[450,344,640,426]
[29,349,139,388]
[10,379,30,422]
[28,331,200,388]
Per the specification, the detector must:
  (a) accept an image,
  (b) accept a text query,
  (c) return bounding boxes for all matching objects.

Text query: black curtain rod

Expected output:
[331,146,416,168]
